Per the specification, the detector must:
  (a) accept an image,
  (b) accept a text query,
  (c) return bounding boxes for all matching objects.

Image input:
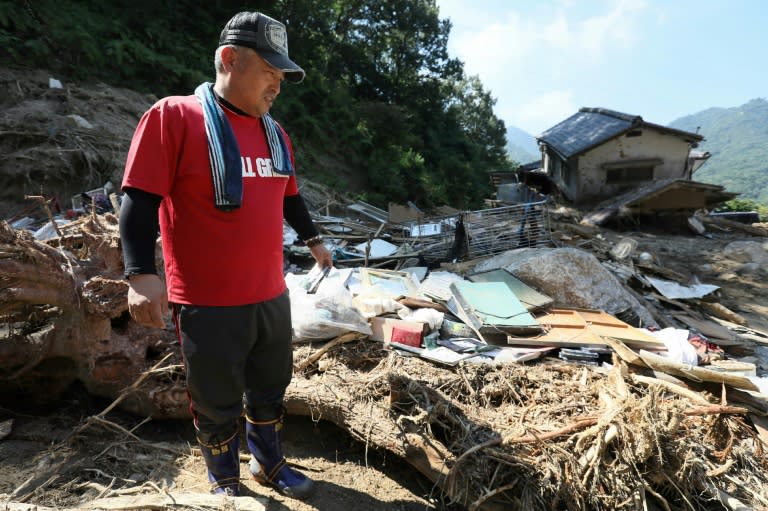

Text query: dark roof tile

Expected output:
[537,107,703,158]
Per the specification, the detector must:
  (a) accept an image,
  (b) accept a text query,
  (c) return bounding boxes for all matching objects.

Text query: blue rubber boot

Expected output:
[245,413,314,499]
[198,432,241,496]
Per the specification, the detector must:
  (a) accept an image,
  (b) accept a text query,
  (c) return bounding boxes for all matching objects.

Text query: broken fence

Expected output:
[407,200,553,263]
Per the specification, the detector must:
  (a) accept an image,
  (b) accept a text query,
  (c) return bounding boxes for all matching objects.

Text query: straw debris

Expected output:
[290,340,768,510]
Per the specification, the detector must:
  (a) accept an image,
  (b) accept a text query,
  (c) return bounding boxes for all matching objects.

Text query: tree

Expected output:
[1,0,513,210]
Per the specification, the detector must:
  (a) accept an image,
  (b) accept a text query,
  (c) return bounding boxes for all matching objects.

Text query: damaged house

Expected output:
[533,107,737,224]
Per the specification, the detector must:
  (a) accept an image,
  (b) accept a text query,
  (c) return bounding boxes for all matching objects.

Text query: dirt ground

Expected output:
[0,393,450,510]
[617,226,768,333]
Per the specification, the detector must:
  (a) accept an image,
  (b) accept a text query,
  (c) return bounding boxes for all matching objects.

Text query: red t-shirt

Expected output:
[122,95,299,306]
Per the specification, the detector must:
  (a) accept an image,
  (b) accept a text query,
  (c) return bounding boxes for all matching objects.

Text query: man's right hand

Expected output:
[127,273,169,328]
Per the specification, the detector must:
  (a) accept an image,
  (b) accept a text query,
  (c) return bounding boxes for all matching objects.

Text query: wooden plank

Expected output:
[638,349,759,391]
[576,309,629,328]
[536,308,663,349]
[536,308,588,328]
[507,324,605,348]
[700,215,768,236]
[603,337,647,367]
[673,313,739,344]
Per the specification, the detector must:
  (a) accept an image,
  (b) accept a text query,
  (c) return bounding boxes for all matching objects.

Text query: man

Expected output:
[119,11,331,498]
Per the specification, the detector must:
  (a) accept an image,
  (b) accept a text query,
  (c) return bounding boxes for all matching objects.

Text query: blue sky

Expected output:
[435,0,768,136]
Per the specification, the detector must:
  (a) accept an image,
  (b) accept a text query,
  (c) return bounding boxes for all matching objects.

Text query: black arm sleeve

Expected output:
[119,187,162,277]
[283,194,319,242]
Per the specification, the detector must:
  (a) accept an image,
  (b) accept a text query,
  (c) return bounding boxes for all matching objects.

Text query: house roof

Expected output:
[537,107,704,159]
[580,179,738,226]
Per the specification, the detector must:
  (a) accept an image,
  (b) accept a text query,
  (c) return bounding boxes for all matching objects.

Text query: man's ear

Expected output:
[220,46,239,72]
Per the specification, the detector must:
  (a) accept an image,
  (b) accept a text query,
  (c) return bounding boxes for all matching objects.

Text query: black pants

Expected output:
[173,290,293,444]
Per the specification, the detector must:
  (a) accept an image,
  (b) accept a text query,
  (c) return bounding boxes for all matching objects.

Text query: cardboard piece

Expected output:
[388,202,423,223]
[369,317,428,344]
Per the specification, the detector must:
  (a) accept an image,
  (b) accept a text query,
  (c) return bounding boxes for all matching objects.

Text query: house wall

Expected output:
[573,128,692,203]
[543,151,577,201]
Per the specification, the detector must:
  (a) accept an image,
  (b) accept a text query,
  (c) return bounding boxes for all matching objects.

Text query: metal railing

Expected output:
[409,200,553,263]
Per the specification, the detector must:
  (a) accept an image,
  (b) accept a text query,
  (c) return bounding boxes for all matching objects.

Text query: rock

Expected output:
[739,262,762,275]
[722,241,768,264]
[66,114,93,129]
[471,247,658,327]
[637,252,654,264]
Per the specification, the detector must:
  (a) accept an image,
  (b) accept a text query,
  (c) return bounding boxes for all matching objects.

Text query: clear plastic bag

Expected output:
[285,266,372,342]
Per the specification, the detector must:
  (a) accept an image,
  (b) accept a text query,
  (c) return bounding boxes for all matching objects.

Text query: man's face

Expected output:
[229,47,285,117]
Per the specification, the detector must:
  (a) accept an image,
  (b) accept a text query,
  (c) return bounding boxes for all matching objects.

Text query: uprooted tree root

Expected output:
[289,340,768,511]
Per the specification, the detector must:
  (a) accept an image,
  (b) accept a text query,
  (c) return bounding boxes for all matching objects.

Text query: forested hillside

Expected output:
[670,98,768,204]
[1,0,513,210]
[504,124,539,165]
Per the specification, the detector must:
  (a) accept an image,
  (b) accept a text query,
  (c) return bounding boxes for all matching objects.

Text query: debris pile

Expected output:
[2,179,768,510]
[289,341,767,510]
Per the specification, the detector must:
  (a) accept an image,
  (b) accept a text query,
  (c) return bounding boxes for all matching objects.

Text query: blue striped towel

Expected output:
[194,82,293,211]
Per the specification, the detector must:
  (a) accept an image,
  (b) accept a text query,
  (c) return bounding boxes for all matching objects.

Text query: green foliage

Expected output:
[716,199,768,221]
[670,98,768,204]
[0,0,512,209]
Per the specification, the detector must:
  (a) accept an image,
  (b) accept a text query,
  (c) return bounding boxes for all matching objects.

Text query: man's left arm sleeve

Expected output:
[283,194,319,242]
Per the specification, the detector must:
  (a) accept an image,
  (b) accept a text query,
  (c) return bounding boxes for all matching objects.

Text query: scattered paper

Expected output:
[647,276,719,300]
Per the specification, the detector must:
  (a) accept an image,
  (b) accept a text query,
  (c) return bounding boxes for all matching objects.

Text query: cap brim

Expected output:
[259,50,305,83]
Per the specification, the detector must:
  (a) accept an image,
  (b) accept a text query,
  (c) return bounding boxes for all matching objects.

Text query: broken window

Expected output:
[602,158,662,184]
[606,166,654,183]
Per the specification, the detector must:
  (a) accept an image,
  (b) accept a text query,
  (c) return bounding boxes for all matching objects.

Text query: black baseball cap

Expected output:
[219,12,305,83]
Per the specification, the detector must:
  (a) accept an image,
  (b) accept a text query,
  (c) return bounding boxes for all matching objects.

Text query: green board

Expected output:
[450,281,542,334]
[468,269,553,312]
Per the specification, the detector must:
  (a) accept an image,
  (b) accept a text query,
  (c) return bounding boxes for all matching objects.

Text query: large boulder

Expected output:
[471,247,657,327]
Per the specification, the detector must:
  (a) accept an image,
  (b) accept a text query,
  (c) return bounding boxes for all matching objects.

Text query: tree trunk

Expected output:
[0,216,185,418]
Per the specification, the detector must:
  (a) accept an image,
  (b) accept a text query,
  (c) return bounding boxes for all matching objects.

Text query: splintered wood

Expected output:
[289,340,768,510]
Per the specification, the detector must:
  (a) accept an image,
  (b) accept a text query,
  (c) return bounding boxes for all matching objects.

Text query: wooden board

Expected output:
[507,308,664,349]
[569,308,663,348]
[507,325,605,348]
[673,313,739,345]
[638,349,759,391]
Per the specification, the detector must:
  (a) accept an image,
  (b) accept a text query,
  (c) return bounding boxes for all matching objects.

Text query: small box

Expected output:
[369,317,428,346]
[390,324,424,347]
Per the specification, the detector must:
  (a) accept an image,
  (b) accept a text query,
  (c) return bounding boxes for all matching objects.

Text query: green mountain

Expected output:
[505,124,539,165]
[669,98,768,204]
